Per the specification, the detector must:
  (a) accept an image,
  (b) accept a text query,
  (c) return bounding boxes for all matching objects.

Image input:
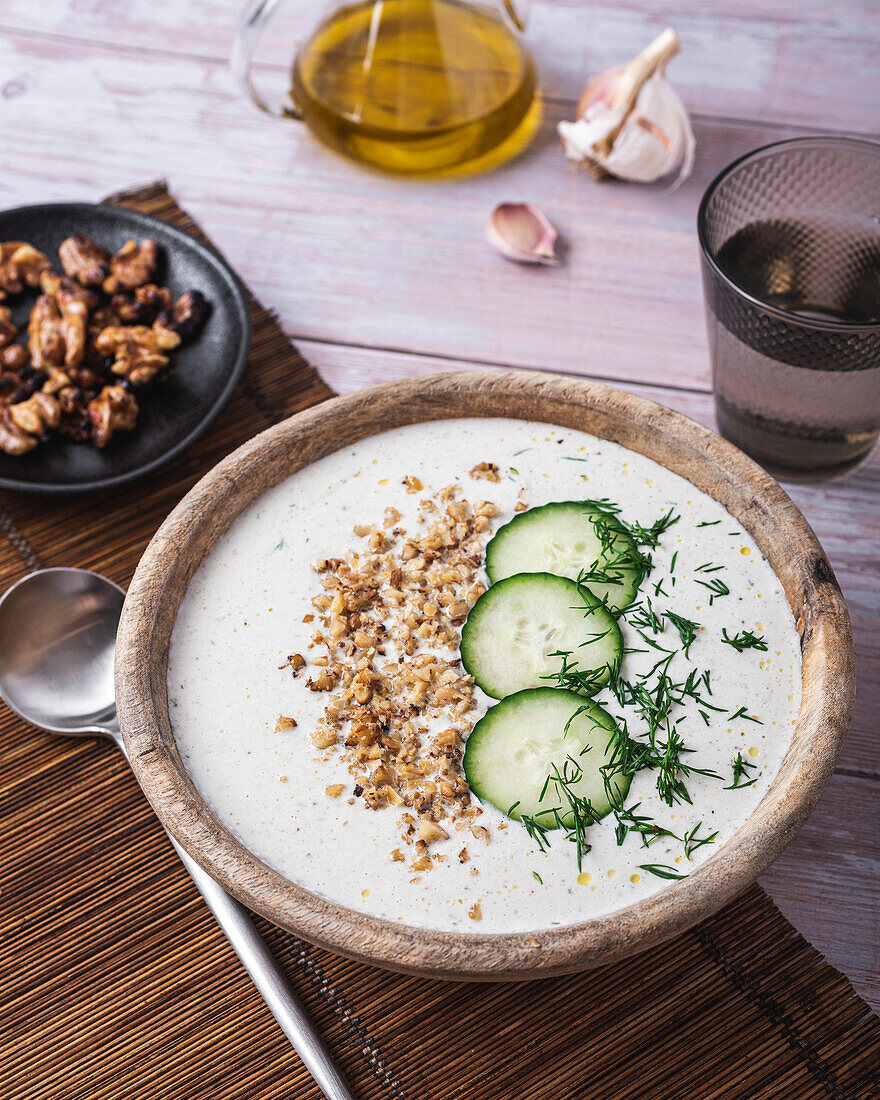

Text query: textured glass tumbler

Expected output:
[698,137,880,480]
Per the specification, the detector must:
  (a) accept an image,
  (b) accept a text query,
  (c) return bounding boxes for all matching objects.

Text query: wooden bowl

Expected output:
[117,370,855,981]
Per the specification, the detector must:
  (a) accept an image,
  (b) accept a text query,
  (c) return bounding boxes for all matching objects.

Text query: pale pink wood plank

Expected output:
[2,0,879,134]
[759,772,880,1013]
[0,32,833,392]
[300,340,880,780]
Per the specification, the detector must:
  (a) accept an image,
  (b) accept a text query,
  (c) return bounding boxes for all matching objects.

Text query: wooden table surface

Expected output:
[1,1,877,1012]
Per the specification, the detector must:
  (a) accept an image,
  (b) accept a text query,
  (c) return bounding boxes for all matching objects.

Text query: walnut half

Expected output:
[103,239,159,295]
[59,233,111,288]
[8,390,61,437]
[0,407,38,455]
[155,289,211,342]
[95,325,181,385]
[0,242,50,298]
[39,271,97,368]
[88,384,139,448]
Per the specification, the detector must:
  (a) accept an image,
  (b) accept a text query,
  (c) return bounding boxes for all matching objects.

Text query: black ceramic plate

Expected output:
[0,202,250,494]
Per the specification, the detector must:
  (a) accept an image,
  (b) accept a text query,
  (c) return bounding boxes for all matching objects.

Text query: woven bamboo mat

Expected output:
[1,183,878,1100]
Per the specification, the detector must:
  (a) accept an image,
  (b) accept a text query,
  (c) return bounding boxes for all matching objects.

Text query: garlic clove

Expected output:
[486,202,559,265]
[559,28,695,186]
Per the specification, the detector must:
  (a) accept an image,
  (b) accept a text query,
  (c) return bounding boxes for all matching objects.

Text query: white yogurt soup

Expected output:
[168,418,802,934]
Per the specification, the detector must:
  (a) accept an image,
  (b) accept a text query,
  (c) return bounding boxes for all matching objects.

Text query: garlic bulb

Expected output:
[486,202,559,265]
[558,28,695,185]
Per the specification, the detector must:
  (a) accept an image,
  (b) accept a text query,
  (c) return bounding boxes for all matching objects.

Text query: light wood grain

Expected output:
[2,0,878,134]
[0,31,842,392]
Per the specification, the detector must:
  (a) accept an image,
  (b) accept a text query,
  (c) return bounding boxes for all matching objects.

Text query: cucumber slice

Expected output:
[460,572,621,700]
[485,501,644,612]
[464,687,631,826]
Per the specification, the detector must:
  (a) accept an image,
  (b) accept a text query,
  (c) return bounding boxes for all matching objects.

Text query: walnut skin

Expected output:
[103,239,159,295]
[0,407,38,455]
[84,305,120,367]
[0,306,17,349]
[59,233,111,288]
[39,271,98,368]
[155,289,211,342]
[0,364,42,406]
[88,384,139,448]
[8,390,61,437]
[111,284,171,325]
[0,242,51,299]
[0,345,28,371]
[95,324,181,385]
[28,295,67,369]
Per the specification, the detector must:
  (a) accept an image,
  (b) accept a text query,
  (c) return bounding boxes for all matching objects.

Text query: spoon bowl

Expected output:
[0,567,123,737]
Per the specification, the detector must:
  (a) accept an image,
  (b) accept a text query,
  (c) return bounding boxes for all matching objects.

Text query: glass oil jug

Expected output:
[232,0,540,176]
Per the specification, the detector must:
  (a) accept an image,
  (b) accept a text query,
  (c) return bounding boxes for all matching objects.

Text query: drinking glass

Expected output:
[698,136,880,480]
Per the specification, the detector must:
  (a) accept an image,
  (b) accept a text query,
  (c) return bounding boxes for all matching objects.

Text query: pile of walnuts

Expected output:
[0,234,210,455]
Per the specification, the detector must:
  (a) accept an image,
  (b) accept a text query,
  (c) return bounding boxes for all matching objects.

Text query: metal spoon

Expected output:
[0,567,356,1100]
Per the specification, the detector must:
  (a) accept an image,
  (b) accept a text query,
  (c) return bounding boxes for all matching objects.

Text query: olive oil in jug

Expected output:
[290,0,540,175]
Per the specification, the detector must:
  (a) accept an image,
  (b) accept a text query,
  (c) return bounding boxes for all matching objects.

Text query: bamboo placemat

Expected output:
[0,183,877,1100]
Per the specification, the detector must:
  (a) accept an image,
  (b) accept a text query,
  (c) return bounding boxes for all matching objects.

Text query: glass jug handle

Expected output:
[231,0,303,120]
[501,0,530,33]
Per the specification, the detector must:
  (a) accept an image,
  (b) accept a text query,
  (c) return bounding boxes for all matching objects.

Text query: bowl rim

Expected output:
[116,369,855,981]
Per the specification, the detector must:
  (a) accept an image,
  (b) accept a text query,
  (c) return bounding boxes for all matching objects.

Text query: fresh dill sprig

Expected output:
[626,507,680,549]
[613,803,676,848]
[682,821,718,858]
[721,628,768,652]
[639,863,687,880]
[532,870,544,885]
[729,705,763,725]
[664,609,700,658]
[725,750,759,789]
[696,520,720,528]
[542,650,609,696]
[694,575,730,604]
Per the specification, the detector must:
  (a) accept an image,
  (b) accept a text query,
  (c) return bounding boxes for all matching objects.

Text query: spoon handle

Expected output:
[170,835,357,1100]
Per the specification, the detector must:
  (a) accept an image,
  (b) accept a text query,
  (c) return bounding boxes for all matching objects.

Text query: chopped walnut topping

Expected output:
[325,783,345,798]
[469,461,501,482]
[514,501,528,512]
[458,847,469,863]
[279,652,306,674]
[274,715,297,732]
[403,475,422,493]
[310,726,337,749]
[102,238,159,294]
[468,901,483,921]
[287,483,502,872]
